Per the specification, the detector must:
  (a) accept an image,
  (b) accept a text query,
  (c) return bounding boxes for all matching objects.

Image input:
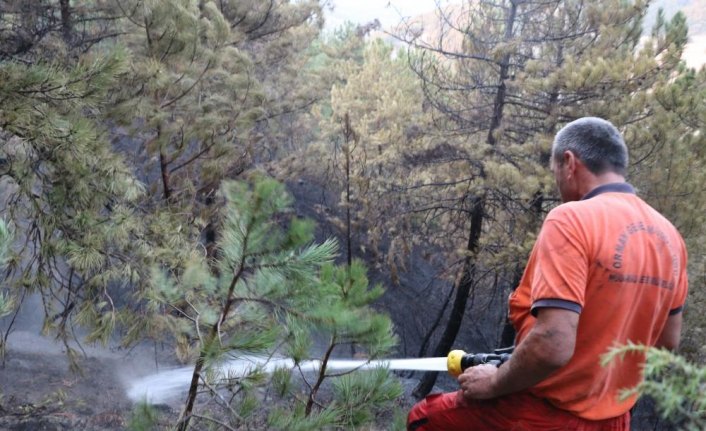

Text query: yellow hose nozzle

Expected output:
[447,349,466,377]
[447,349,512,377]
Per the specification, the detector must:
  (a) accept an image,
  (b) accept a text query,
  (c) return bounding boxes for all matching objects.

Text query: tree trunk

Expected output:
[160,149,172,201]
[176,352,205,431]
[59,0,71,42]
[177,264,244,431]
[413,196,484,397]
[485,0,517,147]
[413,0,518,399]
[343,114,354,268]
[499,264,522,347]
[305,335,336,416]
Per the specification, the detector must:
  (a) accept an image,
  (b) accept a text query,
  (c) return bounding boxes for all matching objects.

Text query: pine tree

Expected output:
[110,0,325,203]
[303,261,399,414]
[146,174,399,430]
[146,174,336,429]
[268,260,401,429]
[110,0,264,204]
[325,40,432,268]
[107,0,326,279]
[216,0,325,161]
[0,0,331,377]
[627,59,706,362]
[283,35,433,277]
[603,343,706,429]
[0,0,126,59]
[0,47,146,367]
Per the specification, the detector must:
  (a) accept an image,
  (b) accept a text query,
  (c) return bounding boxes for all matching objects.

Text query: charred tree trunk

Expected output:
[156,123,173,202]
[342,114,355,268]
[485,0,516,147]
[413,0,518,398]
[499,264,522,347]
[160,150,172,201]
[59,0,71,42]
[413,196,484,397]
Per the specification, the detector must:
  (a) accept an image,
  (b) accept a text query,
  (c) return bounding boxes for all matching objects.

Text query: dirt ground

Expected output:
[0,327,180,431]
[1,350,130,430]
[0,329,421,431]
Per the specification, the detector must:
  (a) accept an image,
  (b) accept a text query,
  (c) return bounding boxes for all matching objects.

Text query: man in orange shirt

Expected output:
[407,117,689,430]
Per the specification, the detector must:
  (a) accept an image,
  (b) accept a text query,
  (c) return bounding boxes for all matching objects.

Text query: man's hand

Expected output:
[457,364,499,400]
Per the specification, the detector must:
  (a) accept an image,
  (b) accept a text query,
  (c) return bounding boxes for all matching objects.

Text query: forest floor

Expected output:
[0,340,676,431]
[0,331,138,430]
[0,328,422,430]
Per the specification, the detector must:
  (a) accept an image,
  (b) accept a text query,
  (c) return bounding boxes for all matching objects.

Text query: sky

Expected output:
[324,0,443,30]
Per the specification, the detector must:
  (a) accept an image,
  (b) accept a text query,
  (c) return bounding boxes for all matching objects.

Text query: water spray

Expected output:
[127,348,513,404]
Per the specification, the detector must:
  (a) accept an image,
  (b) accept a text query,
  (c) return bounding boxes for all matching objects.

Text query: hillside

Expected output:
[649,0,706,66]
[1,1,704,429]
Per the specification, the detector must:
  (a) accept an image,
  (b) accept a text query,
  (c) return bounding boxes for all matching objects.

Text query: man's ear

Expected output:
[563,151,576,177]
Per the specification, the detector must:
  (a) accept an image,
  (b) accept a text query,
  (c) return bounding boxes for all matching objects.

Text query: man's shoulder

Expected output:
[546,194,685,243]
[543,195,634,231]
[547,192,643,219]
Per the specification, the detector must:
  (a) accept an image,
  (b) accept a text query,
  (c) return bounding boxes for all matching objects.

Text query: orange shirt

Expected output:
[508,183,688,420]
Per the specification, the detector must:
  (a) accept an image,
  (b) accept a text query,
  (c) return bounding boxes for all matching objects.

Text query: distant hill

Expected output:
[648,0,706,67]
[646,0,706,34]
[375,1,705,68]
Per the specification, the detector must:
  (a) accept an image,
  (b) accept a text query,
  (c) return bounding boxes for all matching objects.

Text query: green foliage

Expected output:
[272,366,294,398]
[332,367,403,428]
[284,315,314,364]
[0,291,14,321]
[236,0,326,160]
[268,403,343,431]
[0,219,9,269]
[624,50,706,361]
[237,391,260,421]
[148,175,350,428]
[0,45,147,357]
[128,402,160,431]
[280,260,400,426]
[146,174,400,429]
[314,261,397,356]
[1,0,703,428]
[112,0,266,204]
[284,35,432,272]
[603,344,706,430]
[0,219,14,320]
[149,174,337,356]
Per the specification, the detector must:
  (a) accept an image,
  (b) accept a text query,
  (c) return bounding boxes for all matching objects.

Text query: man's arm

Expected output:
[458,307,578,400]
[654,312,682,351]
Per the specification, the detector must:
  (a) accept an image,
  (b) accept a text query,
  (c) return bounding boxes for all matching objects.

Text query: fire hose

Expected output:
[446,346,513,377]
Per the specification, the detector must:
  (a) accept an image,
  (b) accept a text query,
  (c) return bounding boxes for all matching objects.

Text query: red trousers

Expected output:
[407,391,630,431]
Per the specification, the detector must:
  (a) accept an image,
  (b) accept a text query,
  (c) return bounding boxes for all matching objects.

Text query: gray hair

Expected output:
[552,117,628,176]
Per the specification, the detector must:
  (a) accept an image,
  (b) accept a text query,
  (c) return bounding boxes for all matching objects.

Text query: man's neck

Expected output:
[578,172,626,198]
